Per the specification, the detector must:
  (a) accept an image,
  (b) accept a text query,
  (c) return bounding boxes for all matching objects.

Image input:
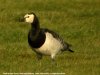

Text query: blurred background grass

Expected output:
[0,0,100,75]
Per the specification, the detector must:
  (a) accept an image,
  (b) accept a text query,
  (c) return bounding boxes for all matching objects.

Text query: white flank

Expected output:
[36,32,63,58]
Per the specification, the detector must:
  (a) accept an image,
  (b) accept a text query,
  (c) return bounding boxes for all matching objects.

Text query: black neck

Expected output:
[29,16,40,40]
[28,14,46,48]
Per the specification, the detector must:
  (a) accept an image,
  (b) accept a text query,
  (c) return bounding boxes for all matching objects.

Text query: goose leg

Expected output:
[36,53,43,60]
[51,54,56,61]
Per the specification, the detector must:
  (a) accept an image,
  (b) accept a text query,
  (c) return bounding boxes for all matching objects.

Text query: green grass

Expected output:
[0,0,100,75]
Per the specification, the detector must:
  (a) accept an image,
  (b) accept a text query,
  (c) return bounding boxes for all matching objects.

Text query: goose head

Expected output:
[20,12,39,24]
[24,13,35,23]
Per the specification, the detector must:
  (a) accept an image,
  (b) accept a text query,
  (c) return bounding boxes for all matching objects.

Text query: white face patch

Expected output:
[24,14,35,23]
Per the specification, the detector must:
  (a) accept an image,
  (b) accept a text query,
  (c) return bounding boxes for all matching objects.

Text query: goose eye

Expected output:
[24,16,29,18]
[27,16,29,18]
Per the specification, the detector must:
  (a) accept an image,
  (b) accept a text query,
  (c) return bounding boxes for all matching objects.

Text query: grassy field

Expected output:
[0,0,100,75]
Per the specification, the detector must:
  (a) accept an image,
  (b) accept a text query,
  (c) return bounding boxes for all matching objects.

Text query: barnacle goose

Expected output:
[20,12,74,60]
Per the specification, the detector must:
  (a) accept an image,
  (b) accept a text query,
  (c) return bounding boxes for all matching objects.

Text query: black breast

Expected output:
[28,30,46,48]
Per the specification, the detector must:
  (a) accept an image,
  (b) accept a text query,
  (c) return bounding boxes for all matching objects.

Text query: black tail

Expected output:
[68,48,74,52]
[63,43,74,52]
